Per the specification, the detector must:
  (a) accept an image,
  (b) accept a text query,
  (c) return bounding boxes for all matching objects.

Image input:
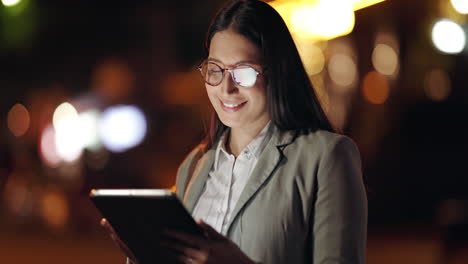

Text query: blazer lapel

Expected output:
[183,149,215,213]
[226,129,296,234]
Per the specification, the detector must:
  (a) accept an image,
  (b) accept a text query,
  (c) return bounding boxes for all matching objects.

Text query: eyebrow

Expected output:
[207,57,260,66]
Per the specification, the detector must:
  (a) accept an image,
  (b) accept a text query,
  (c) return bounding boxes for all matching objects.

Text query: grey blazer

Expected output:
[175,129,368,264]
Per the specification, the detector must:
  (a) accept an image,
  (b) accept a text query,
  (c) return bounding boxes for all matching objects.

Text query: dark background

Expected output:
[1,0,467,263]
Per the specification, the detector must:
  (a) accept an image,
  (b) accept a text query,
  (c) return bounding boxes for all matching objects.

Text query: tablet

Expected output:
[90,189,204,264]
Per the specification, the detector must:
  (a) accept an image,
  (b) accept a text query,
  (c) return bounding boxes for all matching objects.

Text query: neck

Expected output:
[227,120,270,157]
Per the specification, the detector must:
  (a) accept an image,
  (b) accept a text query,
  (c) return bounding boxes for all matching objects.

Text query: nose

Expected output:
[219,71,238,95]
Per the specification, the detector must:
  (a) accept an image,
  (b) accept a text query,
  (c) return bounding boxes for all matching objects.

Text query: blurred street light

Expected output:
[372,43,399,76]
[1,0,21,7]
[451,0,468,14]
[7,103,30,138]
[431,19,466,54]
[53,103,84,162]
[98,105,147,153]
[362,71,390,104]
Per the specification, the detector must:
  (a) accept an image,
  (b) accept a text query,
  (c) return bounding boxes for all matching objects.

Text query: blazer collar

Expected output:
[226,128,296,234]
[183,148,215,212]
[182,128,297,224]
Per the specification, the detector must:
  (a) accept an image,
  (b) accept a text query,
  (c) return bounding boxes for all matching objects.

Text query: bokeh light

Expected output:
[431,19,466,54]
[352,0,387,10]
[270,0,355,41]
[1,0,21,7]
[53,102,78,130]
[39,125,61,167]
[79,109,101,151]
[92,58,134,102]
[98,105,147,153]
[53,102,84,162]
[39,187,69,230]
[7,103,30,137]
[424,69,451,101]
[451,0,468,14]
[291,0,355,40]
[362,71,390,104]
[3,174,32,217]
[295,38,326,75]
[372,43,399,76]
[328,53,358,88]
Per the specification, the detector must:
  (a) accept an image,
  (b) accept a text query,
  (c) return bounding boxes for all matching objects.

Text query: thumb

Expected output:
[198,220,225,240]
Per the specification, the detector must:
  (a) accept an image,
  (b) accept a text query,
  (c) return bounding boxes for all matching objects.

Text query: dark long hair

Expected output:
[202,0,333,151]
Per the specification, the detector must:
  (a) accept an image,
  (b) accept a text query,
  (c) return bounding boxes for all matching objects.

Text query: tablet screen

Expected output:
[90,189,204,264]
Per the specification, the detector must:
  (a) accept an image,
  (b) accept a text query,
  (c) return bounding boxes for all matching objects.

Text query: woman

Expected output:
[124,0,367,263]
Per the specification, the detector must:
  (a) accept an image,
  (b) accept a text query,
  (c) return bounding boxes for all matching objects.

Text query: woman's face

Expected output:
[206,30,269,133]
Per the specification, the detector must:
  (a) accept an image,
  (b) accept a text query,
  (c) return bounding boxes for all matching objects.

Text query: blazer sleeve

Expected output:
[312,136,368,264]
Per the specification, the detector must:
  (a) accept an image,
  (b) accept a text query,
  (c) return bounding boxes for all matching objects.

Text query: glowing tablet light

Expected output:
[431,19,466,54]
[98,105,147,153]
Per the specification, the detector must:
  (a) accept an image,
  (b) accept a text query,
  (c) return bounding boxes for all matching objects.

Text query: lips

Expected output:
[220,100,247,112]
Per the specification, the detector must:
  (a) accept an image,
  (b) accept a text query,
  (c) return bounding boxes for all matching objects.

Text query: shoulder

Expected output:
[286,129,360,160]
[175,144,206,198]
[178,144,205,172]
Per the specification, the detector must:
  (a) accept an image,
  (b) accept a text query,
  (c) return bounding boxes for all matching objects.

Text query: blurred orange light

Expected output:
[7,103,30,137]
[3,174,32,217]
[92,58,134,102]
[362,71,390,104]
[40,187,69,230]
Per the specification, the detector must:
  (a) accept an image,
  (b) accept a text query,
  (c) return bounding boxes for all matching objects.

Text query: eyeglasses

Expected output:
[198,61,261,88]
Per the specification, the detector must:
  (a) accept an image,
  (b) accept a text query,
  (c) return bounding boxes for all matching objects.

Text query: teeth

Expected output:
[223,102,242,108]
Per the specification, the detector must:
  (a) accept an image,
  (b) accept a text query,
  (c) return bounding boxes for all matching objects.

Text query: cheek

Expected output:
[205,85,218,105]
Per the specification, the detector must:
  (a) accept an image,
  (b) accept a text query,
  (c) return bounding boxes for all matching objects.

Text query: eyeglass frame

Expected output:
[197,60,264,88]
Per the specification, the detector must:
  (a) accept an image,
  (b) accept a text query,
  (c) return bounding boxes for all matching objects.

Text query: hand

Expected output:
[161,220,255,264]
[100,218,138,263]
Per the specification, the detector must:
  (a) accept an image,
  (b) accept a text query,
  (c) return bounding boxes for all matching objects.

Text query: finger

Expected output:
[159,239,206,260]
[163,230,206,249]
[198,220,224,240]
[176,254,197,264]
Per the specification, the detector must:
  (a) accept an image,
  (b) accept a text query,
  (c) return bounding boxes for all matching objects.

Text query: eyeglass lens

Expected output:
[201,62,258,88]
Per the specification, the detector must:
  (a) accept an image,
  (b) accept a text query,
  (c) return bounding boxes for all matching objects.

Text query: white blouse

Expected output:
[191,122,274,235]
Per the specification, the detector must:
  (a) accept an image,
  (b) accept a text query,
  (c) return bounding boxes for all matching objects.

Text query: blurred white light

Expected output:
[53,102,83,162]
[372,43,399,76]
[98,105,147,153]
[79,110,101,151]
[39,125,62,167]
[431,19,466,54]
[1,0,21,7]
[328,53,358,88]
[451,0,468,14]
[53,102,78,130]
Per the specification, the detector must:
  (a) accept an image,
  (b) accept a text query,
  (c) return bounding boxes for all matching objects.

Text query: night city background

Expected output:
[1,0,467,263]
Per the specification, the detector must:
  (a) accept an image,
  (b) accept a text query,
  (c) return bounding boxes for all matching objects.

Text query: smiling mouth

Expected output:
[220,100,247,112]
